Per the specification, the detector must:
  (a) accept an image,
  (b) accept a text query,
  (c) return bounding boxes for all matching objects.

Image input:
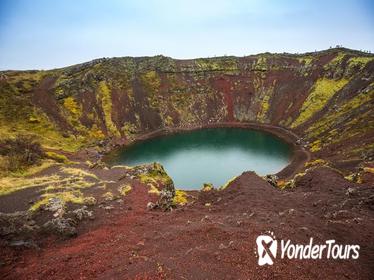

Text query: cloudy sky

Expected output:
[0,0,373,70]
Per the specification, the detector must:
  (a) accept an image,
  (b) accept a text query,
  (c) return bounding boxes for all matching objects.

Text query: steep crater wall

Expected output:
[0,48,373,167]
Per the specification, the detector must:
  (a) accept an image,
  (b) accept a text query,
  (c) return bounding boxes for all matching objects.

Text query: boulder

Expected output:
[263,174,278,187]
[72,206,94,221]
[0,211,37,236]
[42,218,77,237]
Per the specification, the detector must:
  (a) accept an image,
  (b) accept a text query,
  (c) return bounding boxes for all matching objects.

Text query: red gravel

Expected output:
[1,167,373,280]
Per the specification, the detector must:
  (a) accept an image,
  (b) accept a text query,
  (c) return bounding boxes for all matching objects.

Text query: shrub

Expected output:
[0,135,44,172]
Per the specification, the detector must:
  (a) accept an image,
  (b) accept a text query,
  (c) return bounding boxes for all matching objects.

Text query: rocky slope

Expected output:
[1,48,373,162]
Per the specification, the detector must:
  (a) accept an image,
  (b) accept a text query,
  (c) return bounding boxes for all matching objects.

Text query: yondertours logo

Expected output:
[256,231,277,266]
[255,232,360,266]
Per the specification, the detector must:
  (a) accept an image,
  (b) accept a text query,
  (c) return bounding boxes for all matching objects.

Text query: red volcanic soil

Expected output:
[213,78,234,121]
[1,167,373,280]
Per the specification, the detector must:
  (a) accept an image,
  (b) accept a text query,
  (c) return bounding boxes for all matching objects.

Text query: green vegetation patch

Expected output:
[307,88,373,139]
[118,184,132,196]
[138,163,173,187]
[291,78,349,128]
[172,189,188,205]
[45,151,71,164]
[97,81,120,137]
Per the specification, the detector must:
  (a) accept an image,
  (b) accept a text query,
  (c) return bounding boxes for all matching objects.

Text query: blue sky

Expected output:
[0,0,373,70]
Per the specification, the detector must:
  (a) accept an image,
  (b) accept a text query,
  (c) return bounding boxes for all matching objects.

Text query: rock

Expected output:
[45,197,65,213]
[219,241,234,250]
[20,223,40,234]
[201,215,210,222]
[345,187,357,196]
[205,203,211,207]
[0,211,32,236]
[131,162,176,211]
[279,209,296,216]
[9,240,38,249]
[263,174,278,187]
[147,202,156,210]
[43,218,77,237]
[72,206,94,221]
[53,208,65,218]
[156,188,175,211]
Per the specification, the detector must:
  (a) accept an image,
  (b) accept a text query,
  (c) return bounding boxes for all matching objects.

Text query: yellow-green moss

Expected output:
[0,174,61,196]
[0,108,85,152]
[304,159,327,167]
[219,176,237,190]
[30,190,85,212]
[63,96,82,117]
[164,115,174,127]
[140,71,161,91]
[257,94,270,122]
[254,56,268,71]
[3,159,56,178]
[88,124,105,140]
[60,166,98,180]
[148,184,160,195]
[201,183,214,192]
[324,52,346,70]
[45,151,71,164]
[0,159,99,197]
[278,172,306,190]
[138,163,173,187]
[98,81,120,137]
[121,122,138,139]
[309,140,322,152]
[83,196,97,205]
[344,173,362,184]
[102,191,114,201]
[118,184,132,196]
[298,57,314,66]
[291,78,349,128]
[347,57,373,71]
[173,189,188,205]
[307,89,373,139]
[195,58,238,71]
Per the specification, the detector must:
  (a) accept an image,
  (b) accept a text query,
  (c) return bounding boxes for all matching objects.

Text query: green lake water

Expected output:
[108,128,292,190]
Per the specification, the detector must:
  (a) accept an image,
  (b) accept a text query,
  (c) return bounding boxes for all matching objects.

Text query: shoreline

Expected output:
[105,121,311,181]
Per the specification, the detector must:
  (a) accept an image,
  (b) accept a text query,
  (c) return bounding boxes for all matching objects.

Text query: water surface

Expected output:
[108,128,291,189]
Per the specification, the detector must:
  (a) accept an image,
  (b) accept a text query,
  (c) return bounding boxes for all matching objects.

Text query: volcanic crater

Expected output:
[0,47,373,279]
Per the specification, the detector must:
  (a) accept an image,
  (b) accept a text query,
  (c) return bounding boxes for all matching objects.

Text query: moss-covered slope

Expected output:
[1,48,373,161]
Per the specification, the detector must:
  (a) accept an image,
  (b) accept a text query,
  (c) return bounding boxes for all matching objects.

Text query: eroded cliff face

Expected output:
[0,48,373,162]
